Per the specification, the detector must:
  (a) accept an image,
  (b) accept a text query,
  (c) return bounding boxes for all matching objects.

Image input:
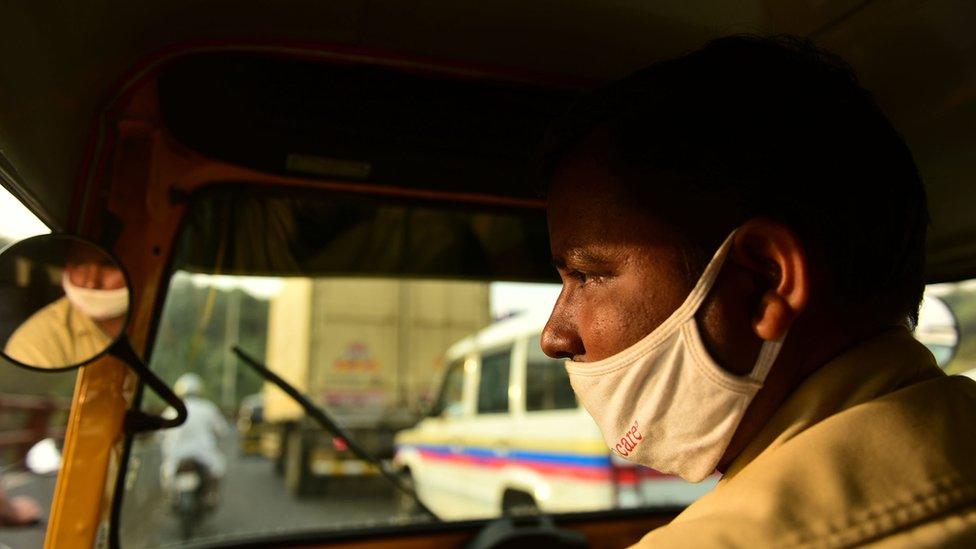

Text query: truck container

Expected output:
[262,276,490,495]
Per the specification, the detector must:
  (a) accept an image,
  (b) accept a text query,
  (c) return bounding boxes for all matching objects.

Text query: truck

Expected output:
[262,276,490,496]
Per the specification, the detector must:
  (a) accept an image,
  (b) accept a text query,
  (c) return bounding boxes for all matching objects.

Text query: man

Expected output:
[160,373,229,507]
[4,243,128,369]
[540,36,976,546]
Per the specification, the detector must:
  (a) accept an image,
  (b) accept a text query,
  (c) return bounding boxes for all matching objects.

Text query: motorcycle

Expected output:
[170,458,216,540]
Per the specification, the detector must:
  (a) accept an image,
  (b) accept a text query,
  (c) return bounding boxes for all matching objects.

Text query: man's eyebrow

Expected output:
[552,247,614,269]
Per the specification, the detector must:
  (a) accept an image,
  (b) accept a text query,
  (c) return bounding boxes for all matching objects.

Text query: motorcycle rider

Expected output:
[161,373,229,507]
[0,486,40,527]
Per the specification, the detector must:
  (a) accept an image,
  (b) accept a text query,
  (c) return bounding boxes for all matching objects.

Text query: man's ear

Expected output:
[729,218,809,341]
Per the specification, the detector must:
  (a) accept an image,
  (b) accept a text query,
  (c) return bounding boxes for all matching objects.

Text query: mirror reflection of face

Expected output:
[63,245,126,290]
[64,260,126,290]
[0,235,129,371]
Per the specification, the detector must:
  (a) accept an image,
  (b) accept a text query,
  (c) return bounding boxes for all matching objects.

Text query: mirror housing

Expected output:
[914,292,960,369]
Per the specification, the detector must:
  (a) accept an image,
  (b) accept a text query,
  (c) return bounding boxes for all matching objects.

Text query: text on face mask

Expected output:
[615,420,644,457]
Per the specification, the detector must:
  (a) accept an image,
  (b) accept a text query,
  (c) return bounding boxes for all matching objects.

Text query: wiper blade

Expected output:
[231,346,439,521]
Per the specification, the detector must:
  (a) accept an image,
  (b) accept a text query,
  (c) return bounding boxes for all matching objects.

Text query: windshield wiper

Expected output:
[231,346,439,521]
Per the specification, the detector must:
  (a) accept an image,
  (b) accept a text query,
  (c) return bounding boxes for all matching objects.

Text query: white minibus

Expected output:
[394,310,718,520]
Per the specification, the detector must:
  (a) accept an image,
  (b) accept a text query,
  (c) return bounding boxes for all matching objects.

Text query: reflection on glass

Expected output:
[0,236,128,370]
[433,361,465,418]
[476,349,511,414]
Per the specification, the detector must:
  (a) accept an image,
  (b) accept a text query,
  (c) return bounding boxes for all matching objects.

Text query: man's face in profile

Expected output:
[541,143,696,363]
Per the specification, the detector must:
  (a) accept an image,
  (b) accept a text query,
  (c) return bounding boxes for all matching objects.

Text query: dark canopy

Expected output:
[1,0,974,281]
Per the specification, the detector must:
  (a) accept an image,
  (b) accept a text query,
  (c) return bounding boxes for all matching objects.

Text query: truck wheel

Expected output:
[273,424,289,477]
[284,428,313,497]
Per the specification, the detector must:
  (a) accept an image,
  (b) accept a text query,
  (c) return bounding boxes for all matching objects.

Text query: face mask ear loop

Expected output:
[677,231,739,318]
[747,336,786,384]
[687,230,786,385]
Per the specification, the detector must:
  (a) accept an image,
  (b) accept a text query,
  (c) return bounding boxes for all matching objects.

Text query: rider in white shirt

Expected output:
[160,374,229,499]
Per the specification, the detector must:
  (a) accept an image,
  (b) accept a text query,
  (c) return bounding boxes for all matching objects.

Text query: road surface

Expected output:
[2,436,407,549]
[119,435,406,548]
[0,472,54,549]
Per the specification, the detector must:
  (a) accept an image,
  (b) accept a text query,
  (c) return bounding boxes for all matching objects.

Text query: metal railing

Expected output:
[0,394,69,466]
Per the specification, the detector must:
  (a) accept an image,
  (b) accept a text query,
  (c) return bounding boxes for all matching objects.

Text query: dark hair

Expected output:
[540,35,929,322]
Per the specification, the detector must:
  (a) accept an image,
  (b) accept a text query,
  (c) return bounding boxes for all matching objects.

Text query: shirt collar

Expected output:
[64,297,111,344]
[722,327,943,482]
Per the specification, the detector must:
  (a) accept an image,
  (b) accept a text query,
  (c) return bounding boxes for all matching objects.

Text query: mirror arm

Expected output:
[109,337,188,434]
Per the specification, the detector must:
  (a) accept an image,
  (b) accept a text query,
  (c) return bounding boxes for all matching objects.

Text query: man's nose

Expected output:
[76,264,99,288]
[540,298,584,360]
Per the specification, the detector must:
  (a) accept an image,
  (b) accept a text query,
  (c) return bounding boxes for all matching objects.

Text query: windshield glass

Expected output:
[114,189,976,547]
[116,190,717,547]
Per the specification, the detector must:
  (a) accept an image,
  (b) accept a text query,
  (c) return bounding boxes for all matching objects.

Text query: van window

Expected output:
[435,361,465,417]
[477,349,511,414]
[525,338,576,411]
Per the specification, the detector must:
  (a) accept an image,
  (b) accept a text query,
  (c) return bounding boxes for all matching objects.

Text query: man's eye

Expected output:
[569,270,588,283]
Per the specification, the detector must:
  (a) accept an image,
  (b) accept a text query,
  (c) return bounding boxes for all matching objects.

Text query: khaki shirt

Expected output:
[633,328,976,548]
[4,296,112,368]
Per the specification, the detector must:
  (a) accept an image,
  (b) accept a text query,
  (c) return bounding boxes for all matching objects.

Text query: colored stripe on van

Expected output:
[403,444,615,481]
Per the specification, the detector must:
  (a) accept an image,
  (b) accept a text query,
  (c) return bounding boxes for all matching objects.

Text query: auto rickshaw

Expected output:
[0,1,975,548]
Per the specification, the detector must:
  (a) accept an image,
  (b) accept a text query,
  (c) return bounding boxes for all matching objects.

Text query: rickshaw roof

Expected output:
[1,0,974,281]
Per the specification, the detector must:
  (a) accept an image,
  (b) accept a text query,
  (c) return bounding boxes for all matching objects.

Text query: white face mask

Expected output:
[62,272,129,321]
[564,231,785,482]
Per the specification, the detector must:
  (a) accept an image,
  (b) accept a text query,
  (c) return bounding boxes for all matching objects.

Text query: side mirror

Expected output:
[0,233,187,432]
[0,234,129,371]
[914,293,960,369]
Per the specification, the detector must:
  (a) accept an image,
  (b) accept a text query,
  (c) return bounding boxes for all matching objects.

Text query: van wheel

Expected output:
[502,489,539,516]
[395,469,419,517]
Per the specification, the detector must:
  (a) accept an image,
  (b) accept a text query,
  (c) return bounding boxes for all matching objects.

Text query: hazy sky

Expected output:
[0,185,49,241]
[490,281,560,320]
[184,272,560,321]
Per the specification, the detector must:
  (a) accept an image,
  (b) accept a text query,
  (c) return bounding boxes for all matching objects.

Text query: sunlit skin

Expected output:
[64,255,127,337]
[64,262,127,291]
[541,138,901,471]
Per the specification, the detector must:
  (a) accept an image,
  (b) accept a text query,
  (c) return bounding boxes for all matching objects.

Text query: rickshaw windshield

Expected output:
[115,189,717,547]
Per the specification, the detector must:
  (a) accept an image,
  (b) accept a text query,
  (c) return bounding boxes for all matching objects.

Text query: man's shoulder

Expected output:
[631,513,768,548]
[635,376,976,548]
[4,298,72,365]
[634,503,976,549]
[14,297,72,331]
